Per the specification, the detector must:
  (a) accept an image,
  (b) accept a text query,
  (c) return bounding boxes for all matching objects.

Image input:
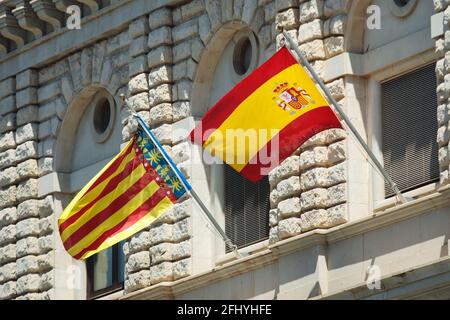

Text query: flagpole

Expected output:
[120,95,241,257]
[280,30,407,204]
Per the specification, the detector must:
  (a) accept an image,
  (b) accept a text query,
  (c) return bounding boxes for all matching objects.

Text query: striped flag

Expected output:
[190,46,342,182]
[58,127,187,260]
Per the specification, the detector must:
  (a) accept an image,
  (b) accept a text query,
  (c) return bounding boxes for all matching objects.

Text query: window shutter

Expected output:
[382,63,439,197]
[224,164,270,251]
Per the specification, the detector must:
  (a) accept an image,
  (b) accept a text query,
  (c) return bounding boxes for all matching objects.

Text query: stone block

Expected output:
[0,95,16,116]
[16,105,38,126]
[126,251,150,273]
[15,141,38,162]
[300,188,328,211]
[277,197,301,219]
[0,224,16,245]
[16,88,38,108]
[300,0,324,23]
[0,113,16,134]
[0,131,16,152]
[0,166,19,188]
[150,261,173,284]
[150,103,173,126]
[148,46,173,69]
[0,149,16,170]
[16,237,40,258]
[125,270,151,293]
[16,274,40,295]
[0,186,16,210]
[278,217,302,239]
[149,84,172,108]
[173,258,191,280]
[129,230,151,254]
[276,8,299,29]
[0,244,16,265]
[16,179,38,202]
[15,123,38,145]
[149,7,173,29]
[148,27,172,50]
[0,263,16,284]
[0,207,17,227]
[0,78,15,100]
[16,218,40,239]
[17,159,39,180]
[298,19,323,44]
[128,74,149,96]
[0,281,16,299]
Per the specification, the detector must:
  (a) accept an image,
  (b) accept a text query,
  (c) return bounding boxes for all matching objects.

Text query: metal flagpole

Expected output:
[281,30,407,204]
[119,95,241,256]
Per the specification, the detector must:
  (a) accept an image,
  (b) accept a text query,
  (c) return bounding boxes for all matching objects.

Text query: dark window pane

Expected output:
[382,63,439,197]
[92,247,113,292]
[117,241,126,284]
[224,164,270,251]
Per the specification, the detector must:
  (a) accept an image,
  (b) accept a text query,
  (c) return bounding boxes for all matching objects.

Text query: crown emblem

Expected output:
[272,81,315,115]
[273,82,289,94]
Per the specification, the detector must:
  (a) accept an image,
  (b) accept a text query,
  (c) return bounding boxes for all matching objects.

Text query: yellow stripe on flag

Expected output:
[76,196,173,260]
[68,180,160,256]
[203,64,329,172]
[59,139,136,223]
[60,164,147,242]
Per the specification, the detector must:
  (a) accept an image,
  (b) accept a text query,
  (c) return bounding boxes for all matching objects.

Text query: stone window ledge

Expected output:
[374,182,440,213]
[215,240,270,267]
[120,186,450,300]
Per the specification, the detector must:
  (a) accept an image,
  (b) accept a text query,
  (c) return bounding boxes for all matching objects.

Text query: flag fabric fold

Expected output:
[58,127,187,260]
[189,46,342,182]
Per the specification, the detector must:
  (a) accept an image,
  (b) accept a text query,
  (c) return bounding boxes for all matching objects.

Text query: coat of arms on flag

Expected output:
[190,46,342,182]
[58,127,187,260]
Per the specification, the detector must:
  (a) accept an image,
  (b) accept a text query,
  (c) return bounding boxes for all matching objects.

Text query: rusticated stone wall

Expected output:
[268,0,348,243]
[434,0,450,186]
[1,0,353,299]
[0,26,131,299]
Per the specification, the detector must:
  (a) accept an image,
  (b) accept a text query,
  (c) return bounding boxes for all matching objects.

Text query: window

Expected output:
[388,0,417,17]
[381,63,439,197]
[90,92,116,143]
[224,165,270,251]
[86,241,126,299]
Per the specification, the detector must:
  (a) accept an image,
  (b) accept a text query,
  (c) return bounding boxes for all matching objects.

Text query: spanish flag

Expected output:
[58,127,187,260]
[190,46,342,182]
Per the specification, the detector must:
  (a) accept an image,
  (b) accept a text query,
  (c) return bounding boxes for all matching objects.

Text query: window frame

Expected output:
[86,243,124,300]
[367,48,440,211]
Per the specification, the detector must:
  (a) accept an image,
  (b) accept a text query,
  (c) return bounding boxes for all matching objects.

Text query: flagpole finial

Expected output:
[119,93,138,117]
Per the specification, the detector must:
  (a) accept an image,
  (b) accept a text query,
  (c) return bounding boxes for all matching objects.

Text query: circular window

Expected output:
[90,92,115,143]
[233,37,253,75]
[93,98,111,134]
[230,30,259,82]
[394,0,410,7]
[388,0,417,18]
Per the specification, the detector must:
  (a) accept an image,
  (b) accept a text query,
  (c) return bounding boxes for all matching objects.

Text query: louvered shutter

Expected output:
[224,164,270,251]
[381,63,439,197]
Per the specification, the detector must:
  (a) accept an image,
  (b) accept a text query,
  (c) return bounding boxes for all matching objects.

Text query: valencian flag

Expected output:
[58,126,187,260]
[190,46,342,182]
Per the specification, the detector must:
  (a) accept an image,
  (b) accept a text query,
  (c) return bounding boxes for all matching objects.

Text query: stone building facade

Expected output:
[0,0,449,300]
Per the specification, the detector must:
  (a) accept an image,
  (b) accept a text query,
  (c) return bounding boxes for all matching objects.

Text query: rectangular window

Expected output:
[224,164,270,252]
[381,62,439,197]
[86,241,126,299]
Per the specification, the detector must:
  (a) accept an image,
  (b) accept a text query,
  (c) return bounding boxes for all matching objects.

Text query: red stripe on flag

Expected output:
[72,188,168,260]
[84,141,135,194]
[58,153,141,234]
[63,172,156,251]
[239,106,343,182]
[189,47,297,144]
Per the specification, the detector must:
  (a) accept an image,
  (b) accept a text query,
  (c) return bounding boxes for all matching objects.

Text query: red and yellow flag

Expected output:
[58,128,187,260]
[190,46,342,182]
